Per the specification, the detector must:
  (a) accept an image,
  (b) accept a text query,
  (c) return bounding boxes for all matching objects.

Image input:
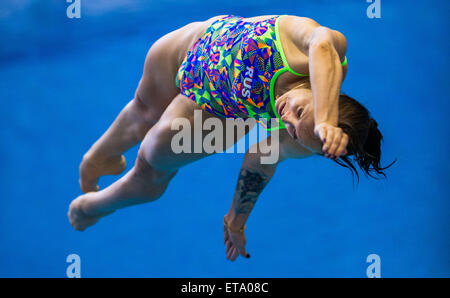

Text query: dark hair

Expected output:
[335,94,395,181]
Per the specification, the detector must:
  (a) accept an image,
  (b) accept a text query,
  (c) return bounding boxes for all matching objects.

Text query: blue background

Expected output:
[0,0,449,277]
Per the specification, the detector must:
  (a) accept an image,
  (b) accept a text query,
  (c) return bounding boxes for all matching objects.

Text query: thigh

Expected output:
[134,21,209,120]
[133,39,182,122]
[139,94,254,172]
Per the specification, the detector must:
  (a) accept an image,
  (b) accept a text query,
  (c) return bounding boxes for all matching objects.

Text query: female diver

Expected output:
[68,15,391,261]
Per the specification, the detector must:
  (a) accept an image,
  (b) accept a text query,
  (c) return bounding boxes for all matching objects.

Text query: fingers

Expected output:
[231,247,239,261]
[322,129,335,157]
[335,133,349,157]
[224,231,229,244]
[319,126,348,159]
[224,230,250,261]
[314,124,327,143]
[327,131,340,158]
[225,236,240,261]
[228,247,238,261]
[327,131,348,159]
[223,224,230,244]
[226,239,233,254]
[226,240,235,260]
[224,227,234,260]
[236,245,250,259]
[235,233,250,258]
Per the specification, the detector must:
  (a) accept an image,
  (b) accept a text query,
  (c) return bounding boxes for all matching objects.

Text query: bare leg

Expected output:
[69,95,207,230]
[79,97,152,192]
[69,153,176,230]
[68,94,252,231]
[78,19,223,192]
[79,39,180,192]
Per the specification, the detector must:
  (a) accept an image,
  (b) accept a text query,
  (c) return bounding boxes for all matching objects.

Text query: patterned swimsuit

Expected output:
[175,15,347,130]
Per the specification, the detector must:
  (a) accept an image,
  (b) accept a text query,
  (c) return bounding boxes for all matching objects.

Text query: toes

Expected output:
[80,182,99,193]
[79,171,100,192]
[79,155,126,192]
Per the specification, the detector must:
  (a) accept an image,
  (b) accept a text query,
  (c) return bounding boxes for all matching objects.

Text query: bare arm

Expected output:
[223,142,277,261]
[224,152,277,231]
[224,130,311,229]
[223,132,312,261]
[308,27,345,126]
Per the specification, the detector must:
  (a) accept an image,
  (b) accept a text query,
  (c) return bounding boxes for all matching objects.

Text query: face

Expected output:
[274,87,322,153]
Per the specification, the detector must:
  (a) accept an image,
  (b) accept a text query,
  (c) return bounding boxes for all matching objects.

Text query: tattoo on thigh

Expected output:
[233,169,269,215]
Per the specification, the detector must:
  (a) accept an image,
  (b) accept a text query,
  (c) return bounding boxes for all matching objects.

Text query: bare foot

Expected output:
[79,154,126,193]
[68,194,105,231]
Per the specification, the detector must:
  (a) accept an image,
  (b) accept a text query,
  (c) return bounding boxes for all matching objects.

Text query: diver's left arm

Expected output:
[308,27,349,158]
[223,147,277,260]
[223,132,312,261]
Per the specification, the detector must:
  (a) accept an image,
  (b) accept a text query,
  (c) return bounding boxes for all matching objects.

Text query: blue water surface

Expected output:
[0,0,449,277]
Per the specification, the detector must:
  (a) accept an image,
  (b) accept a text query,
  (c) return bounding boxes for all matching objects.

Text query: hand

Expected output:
[314,123,349,159]
[223,217,250,261]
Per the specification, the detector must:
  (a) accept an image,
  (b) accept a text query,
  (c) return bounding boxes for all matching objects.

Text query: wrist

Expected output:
[224,213,246,232]
[315,121,337,129]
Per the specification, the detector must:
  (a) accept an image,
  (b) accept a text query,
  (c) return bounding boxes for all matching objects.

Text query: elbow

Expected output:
[309,38,341,73]
[309,38,337,62]
[309,27,333,52]
[309,41,333,60]
[309,27,347,66]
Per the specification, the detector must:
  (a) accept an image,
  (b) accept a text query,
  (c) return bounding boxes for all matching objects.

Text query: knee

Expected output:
[139,121,174,170]
[135,151,175,183]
